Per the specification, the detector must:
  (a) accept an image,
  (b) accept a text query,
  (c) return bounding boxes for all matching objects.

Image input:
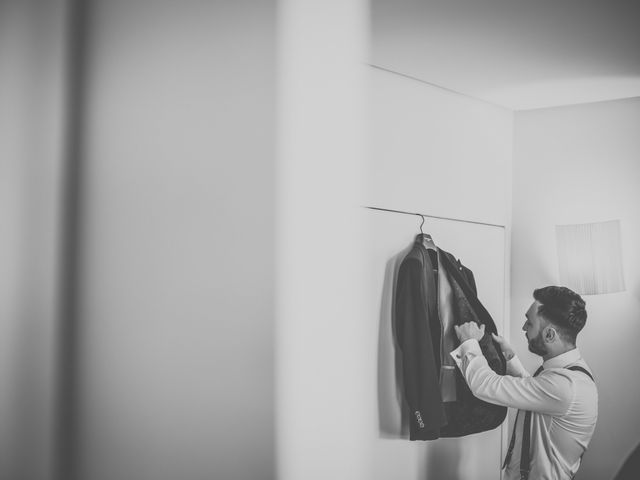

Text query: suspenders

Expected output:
[503,365,595,480]
[566,365,594,381]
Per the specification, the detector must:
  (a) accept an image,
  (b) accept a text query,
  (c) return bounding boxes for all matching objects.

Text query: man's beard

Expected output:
[527,331,548,356]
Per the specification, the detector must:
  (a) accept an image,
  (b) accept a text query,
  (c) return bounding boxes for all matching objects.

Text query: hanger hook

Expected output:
[418,214,425,234]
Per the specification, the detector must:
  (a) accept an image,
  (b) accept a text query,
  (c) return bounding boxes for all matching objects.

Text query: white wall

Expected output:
[75,1,276,479]
[276,0,373,480]
[366,66,514,480]
[276,1,371,480]
[366,68,513,226]
[0,1,68,479]
[512,97,640,480]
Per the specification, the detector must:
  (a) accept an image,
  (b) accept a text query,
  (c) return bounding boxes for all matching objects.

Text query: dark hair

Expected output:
[533,286,587,344]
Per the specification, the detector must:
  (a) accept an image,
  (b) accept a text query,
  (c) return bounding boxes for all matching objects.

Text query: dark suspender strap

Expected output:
[520,411,533,479]
[516,366,544,480]
[567,365,595,479]
[567,365,595,382]
[502,410,520,468]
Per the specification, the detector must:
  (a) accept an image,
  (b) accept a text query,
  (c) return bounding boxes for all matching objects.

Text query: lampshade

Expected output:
[556,220,625,295]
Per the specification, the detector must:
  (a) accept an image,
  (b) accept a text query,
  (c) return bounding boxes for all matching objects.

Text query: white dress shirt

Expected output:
[450,340,598,480]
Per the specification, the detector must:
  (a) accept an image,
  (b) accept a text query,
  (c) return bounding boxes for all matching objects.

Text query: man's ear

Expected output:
[543,326,557,343]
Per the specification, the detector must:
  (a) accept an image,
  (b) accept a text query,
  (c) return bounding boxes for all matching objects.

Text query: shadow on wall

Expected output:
[613,440,640,480]
[422,438,463,479]
[377,245,411,438]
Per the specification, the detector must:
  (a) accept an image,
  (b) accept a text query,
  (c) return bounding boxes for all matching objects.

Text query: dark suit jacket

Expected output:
[394,239,507,440]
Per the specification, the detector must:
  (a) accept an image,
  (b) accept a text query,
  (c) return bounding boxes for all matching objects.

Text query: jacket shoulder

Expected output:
[400,245,423,265]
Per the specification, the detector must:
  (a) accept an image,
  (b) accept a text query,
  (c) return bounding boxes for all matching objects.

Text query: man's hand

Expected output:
[491,333,516,361]
[454,322,485,343]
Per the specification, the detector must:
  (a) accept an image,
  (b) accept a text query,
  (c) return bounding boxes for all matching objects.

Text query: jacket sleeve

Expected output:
[450,340,572,416]
[395,258,445,437]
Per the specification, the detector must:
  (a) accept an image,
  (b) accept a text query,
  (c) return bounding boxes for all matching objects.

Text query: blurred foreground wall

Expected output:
[73,1,276,479]
[1,1,277,479]
[0,0,68,479]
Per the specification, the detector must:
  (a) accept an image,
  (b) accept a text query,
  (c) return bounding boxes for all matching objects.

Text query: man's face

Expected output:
[522,301,548,357]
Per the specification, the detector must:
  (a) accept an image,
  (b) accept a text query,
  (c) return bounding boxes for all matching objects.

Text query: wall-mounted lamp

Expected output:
[556,220,625,295]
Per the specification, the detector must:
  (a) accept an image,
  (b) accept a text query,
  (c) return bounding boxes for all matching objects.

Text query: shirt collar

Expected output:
[542,348,582,369]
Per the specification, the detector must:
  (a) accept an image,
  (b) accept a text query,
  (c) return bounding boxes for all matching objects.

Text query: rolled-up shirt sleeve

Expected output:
[450,339,572,416]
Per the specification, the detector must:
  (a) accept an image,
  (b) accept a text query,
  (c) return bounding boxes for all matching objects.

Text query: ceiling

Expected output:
[371,0,640,110]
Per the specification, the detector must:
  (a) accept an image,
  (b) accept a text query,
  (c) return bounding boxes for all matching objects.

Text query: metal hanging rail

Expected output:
[362,205,505,229]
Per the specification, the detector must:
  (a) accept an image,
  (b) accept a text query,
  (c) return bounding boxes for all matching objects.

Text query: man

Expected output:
[451,286,598,480]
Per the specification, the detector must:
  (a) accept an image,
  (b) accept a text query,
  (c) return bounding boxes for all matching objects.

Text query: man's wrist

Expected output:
[459,334,484,343]
[458,338,482,355]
